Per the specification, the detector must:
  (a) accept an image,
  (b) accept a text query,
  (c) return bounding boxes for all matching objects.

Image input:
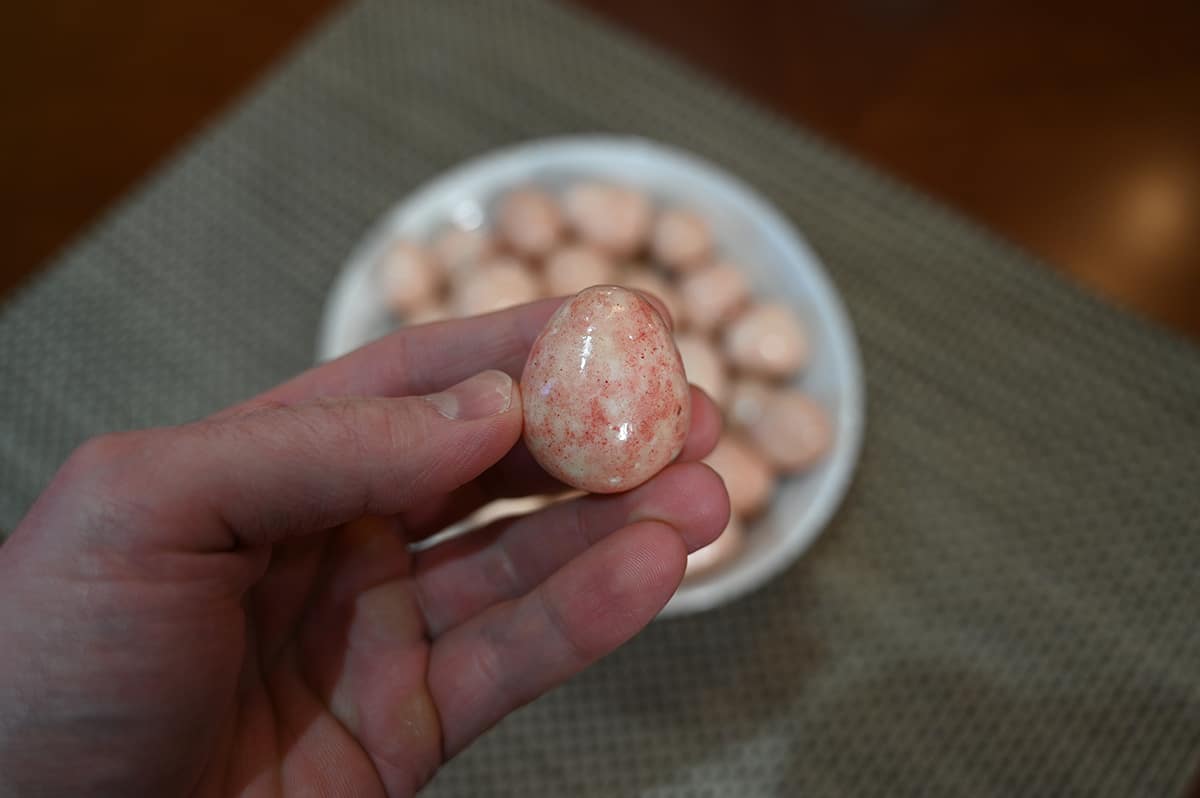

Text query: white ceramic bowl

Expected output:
[317,135,865,618]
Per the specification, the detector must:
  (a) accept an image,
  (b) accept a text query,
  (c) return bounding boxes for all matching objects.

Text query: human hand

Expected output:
[0,298,729,797]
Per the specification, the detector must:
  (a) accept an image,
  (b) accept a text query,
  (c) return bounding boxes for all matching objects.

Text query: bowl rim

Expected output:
[316,134,865,618]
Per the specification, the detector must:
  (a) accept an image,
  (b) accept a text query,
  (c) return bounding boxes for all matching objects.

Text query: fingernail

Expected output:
[425,370,513,420]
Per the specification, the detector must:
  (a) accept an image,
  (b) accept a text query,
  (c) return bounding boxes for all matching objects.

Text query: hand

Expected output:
[0,298,729,797]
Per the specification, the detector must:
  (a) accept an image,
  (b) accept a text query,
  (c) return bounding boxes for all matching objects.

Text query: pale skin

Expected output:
[0,297,729,797]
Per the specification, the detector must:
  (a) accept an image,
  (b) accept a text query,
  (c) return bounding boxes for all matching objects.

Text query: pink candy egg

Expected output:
[651,208,713,271]
[704,435,775,518]
[496,188,564,257]
[432,227,496,277]
[406,303,452,326]
[521,285,690,493]
[673,333,728,407]
[724,303,811,378]
[452,256,541,317]
[543,244,617,296]
[727,377,774,430]
[564,182,653,257]
[619,269,686,328]
[378,241,443,316]
[685,516,745,579]
[680,261,750,332]
[747,389,832,472]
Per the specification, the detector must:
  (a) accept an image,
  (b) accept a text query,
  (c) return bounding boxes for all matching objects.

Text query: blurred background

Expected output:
[2,0,1199,340]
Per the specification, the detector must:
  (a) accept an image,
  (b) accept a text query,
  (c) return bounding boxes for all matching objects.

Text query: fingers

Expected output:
[293,518,443,793]
[414,462,730,635]
[676,384,722,462]
[401,384,724,540]
[77,370,523,556]
[224,289,673,416]
[428,520,686,757]
[220,299,564,414]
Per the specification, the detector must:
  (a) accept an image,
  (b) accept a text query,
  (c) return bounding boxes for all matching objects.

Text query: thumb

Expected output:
[64,370,522,555]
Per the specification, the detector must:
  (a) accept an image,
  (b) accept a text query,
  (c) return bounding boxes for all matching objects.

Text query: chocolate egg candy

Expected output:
[620,268,686,328]
[747,389,833,472]
[378,241,443,316]
[724,303,810,378]
[650,208,712,272]
[452,256,541,317]
[673,333,728,407]
[684,516,745,580]
[543,244,617,296]
[564,182,652,257]
[704,435,775,517]
[521,285,690,493]
[496,187,564,258]
[680,261,750,332]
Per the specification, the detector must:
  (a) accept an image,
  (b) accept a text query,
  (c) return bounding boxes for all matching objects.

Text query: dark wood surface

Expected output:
[572,0,1200,340]
[3,1,1199,342]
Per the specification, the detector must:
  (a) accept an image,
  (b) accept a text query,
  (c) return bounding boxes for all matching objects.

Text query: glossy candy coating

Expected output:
[521,286,690,493]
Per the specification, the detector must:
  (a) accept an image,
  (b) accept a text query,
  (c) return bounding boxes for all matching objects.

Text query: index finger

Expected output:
[236,298,564,411]
[225,288,675,412]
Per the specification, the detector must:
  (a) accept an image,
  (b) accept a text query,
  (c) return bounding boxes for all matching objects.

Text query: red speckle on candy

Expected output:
[520,285,690,493]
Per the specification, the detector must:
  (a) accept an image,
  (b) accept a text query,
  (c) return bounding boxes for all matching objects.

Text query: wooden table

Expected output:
[3,0,1199,344]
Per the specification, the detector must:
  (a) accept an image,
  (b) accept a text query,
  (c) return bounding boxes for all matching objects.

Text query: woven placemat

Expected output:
[3,1,1199,794]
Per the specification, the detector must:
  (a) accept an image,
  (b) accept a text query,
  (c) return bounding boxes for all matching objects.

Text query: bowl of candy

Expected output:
[318,136,864,617]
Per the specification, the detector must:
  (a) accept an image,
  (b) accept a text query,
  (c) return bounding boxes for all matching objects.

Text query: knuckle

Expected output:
[537,588,592,667]
[320,398,406,459]
[53,431,160,544]
[62,432,144,488]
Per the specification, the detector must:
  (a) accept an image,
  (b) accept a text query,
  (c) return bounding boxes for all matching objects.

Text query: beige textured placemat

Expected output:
[2,1,1199,794]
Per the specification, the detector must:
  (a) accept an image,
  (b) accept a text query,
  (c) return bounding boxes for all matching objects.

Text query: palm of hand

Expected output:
[213,522,443,797]
[182,478,710,798]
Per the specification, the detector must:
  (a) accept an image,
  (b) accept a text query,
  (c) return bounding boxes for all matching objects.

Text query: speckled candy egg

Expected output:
[452,256,542,317]
[704,435,775,517]
[543,244,617,296]
[727,377,773,430]
[724,302,811,378]
[564,182,652,257]
[378,241,443,316]
[747,389,833,473]
[650,208,713,272]
[673,333,728,407]
[432,227,496,277]
[496,188,564,258]
[680,261,750,332]
[619,269,686,327]
[521,285,690,493]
